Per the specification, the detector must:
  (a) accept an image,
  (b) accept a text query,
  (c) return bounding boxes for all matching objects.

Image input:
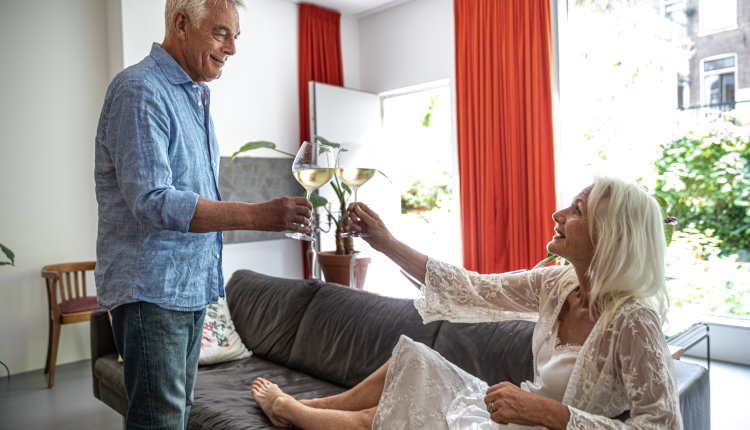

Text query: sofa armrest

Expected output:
[673,359,710,430]
[90,309,117,399]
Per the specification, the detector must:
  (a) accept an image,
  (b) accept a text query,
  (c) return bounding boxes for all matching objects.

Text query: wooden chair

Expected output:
[41,261,99,388]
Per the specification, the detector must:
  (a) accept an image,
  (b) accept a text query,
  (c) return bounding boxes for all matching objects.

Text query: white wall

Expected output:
[0,0,461,378]
[358,0,453,94]
[0,0,108,376]
[0,0,360,376]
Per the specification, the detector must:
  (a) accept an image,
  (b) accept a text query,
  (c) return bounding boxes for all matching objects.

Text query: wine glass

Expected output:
[336,142,376,238]
[285,141,335,241]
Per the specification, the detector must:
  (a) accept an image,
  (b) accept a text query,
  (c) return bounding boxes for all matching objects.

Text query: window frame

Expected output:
[697,0,738,36]
[700,53,738,107]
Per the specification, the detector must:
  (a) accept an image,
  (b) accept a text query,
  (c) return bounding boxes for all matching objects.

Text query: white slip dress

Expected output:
[372,330,580,430]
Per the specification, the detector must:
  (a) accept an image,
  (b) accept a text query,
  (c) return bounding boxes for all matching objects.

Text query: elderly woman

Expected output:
[251,177,682,429]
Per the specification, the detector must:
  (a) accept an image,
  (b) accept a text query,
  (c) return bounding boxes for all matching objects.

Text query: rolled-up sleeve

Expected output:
[105,79,198,233]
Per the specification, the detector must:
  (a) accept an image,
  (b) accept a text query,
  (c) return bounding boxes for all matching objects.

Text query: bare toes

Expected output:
[251,378,292,428]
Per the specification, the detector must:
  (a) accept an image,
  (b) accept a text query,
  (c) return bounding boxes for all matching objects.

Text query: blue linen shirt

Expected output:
[94,43,223,311]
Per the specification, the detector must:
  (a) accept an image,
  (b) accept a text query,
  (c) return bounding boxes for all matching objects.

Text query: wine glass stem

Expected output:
[353,188,358,203]
[305,189,316,242]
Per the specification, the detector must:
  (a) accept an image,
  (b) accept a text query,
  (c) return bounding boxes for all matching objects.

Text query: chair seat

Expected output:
[59,296,99,314]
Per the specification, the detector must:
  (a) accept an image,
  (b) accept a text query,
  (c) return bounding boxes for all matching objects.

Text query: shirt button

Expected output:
[215,254,220,259]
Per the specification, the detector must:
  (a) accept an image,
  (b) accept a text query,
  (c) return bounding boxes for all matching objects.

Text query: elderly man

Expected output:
[94,0,311,427]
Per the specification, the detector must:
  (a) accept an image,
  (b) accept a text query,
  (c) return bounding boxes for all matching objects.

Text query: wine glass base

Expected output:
[285,232,316,241]
[340,232,370,238]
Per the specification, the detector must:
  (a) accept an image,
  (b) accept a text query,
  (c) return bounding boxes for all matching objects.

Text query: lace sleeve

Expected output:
[566,307,683,430]
[414,258,568,323]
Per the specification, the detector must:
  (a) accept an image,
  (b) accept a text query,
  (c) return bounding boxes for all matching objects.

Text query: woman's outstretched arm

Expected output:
[346,202,428,284]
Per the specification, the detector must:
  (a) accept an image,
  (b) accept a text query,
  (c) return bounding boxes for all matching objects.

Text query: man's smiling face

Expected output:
[180,0,240,82]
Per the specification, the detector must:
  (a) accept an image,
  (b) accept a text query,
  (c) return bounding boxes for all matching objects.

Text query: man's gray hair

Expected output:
[165,0,245,29]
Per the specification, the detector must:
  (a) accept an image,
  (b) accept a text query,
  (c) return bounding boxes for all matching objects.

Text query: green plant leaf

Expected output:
[422,95,437,127]
[532,252,558,269]
[340,181,352,195]
[422,112,432,127]
[0,242,15,266]
[309,193,328,209]
[229,141,295,159]
[314,135,340,150]
[654,195,669,216]
[664,224,674,247]
[653,194,677,246]
[377,169,393,183]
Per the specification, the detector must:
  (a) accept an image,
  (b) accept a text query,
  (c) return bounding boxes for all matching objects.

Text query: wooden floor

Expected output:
[0,357,748,429]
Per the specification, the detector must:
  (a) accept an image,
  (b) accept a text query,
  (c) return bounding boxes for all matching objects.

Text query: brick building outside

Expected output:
[666,0,749,111]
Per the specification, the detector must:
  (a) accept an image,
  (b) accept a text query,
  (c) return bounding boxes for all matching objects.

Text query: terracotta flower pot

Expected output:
[317,251,371,290]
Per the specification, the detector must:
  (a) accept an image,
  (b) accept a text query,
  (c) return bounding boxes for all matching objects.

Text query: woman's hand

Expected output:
[345,202,429,286]
[345,202,394,252]
[484,382,570,430]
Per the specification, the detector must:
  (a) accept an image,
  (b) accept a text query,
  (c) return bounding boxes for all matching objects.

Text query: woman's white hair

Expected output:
[586,177,669,326]
[165,0,245,29]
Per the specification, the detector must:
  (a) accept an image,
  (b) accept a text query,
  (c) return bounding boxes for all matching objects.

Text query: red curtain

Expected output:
[454,0,557,273]
[298,3,343,277]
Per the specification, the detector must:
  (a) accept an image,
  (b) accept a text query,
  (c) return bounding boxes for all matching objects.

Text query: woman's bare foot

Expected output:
[251,377,295,428]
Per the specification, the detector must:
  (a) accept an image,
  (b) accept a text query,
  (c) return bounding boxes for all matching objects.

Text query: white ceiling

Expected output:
[289,0,408,17]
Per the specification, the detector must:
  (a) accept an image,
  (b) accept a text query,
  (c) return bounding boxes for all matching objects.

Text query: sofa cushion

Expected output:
[225,270,318,364]
[200,298,252,365]
[286,282,442,388]
[189,355,345,430]
[433,320,535,385]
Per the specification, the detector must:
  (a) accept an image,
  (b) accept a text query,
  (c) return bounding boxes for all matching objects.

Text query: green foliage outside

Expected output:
[653,123,750,260]
[421,95,438,128]
[401,179,451,214]
[667,229,750,318]
[651,120,750,319]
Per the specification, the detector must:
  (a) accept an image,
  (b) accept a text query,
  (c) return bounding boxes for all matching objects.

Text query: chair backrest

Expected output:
[41,261,96,313]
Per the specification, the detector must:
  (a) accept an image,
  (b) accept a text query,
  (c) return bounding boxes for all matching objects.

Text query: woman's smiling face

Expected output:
[547,186,595,267]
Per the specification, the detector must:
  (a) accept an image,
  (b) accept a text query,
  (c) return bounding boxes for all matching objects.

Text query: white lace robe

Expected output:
[372,259,683,429]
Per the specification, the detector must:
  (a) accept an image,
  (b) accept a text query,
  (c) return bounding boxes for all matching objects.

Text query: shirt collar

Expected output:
[150,42,197,87]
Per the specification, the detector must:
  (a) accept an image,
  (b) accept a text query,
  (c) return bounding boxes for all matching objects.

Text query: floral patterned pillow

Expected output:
[199,297,252,365]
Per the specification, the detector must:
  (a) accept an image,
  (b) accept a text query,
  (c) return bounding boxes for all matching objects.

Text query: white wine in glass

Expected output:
[336,142,376,238]
[336,168,376,190]
[294,168,335,192]
[286,141,335,241]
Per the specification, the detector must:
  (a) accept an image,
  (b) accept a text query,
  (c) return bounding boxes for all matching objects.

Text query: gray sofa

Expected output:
[90,269,710,429]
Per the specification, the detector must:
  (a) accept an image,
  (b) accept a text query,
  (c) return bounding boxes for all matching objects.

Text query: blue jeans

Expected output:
[111,302,205,429]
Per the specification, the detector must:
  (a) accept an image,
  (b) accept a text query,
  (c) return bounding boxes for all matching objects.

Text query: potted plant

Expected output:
[230,138,370,287]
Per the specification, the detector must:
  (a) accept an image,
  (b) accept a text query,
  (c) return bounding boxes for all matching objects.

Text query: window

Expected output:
[555,0,750,334]
[359,81,460,299]
[702,55,736,108]
[698,0,737,35]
